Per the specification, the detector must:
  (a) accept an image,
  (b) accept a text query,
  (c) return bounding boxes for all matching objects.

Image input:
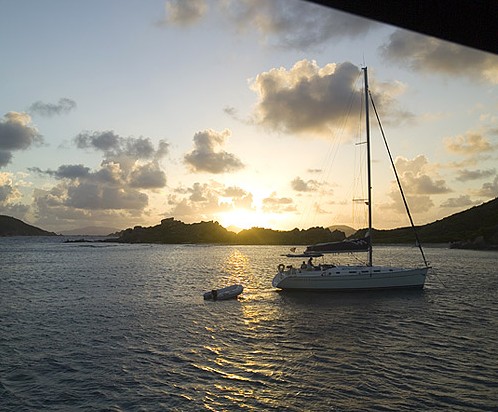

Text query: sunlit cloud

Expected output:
[262,192,296,213]
[167,181,253,222]
[379,155,450,216]
[184,128,244,173]
[381,30,498,83]
[0,172,30,220]
[444,131,493,155]
[0,112,42,167]
[27,132,169,228]
[381,191,435,215]
[222,185,254,209]
[28,98,76,117]
[32,185,144,232]
[313,202,332,215]
[395,155,450,194]
[250,60,409,137]
[291,176,319,192]
[0,172,21,203]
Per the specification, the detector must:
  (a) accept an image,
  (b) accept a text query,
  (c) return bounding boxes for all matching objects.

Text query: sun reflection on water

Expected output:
[198,248,292,409]
[220,248,251,281]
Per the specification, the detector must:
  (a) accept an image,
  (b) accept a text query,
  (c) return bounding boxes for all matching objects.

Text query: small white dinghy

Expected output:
[203,284,243,301]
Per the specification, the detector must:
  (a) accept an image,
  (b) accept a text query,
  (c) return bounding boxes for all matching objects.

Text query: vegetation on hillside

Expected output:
[1,197,497,249]
[116,217,346,245]
[352,197,498,249]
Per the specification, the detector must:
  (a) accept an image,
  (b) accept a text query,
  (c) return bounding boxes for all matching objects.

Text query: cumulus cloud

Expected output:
[0,183,13,203]
[32,186,145,232]
[262,192,296,213]
[160,0,207,26]
[28,98,76,117]
[291,176,319,192]
[379,155,450,216]
[129,162,167,189]
[32,159,166,206]
[381,191,435,215]
[0,173,18,203]
[222,185,254,209]
[74,131,169,160]
[455,168,496,182]
[30,164,91,179]
[184,128,244,173]
[444,131,493,155]
[159,0,377,49]
[0,172,30,220]
[440,195,479,208]
[477,175,498,198]
[219,0,377,49]
[250,60,408,137]
[224,106,238,118]
[28,132,169,227]
[381,30,498,83]
[0,112,42,167]
[0,151,12,167]
[395,155,450,194]
[66,184,148,210]
[167,181,253,222]
[30,165,151,211]
[75,130,119,152]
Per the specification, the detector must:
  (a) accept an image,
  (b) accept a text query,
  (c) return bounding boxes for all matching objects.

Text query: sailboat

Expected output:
[272,67,430,291]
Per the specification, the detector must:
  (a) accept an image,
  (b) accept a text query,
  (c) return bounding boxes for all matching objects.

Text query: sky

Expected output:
[1,0,497,233]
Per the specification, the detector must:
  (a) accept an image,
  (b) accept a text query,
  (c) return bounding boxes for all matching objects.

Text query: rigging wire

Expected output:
[352,78,368,232]
[297,71,364,230]
[368,91,430,268]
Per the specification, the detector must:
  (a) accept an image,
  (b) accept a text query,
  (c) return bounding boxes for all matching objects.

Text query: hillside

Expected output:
[353,197,498,248]
[2,197,496,247]
[116,218,237,244]
[0,215,57,237]
[115,218,346,245]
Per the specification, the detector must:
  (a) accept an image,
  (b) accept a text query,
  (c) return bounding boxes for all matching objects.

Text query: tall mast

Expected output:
[363,67,373,266]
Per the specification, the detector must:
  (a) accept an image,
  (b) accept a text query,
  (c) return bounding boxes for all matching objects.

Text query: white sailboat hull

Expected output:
[272,265,428,291]
[271,68,431,292]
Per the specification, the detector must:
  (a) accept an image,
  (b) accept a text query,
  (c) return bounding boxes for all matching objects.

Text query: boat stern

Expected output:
[272,264,291,288]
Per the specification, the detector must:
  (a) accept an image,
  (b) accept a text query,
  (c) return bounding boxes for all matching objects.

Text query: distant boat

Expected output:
[272,67,430,291]
[203,284,243,301]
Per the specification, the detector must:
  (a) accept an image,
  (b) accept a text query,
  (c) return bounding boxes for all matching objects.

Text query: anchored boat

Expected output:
[272,67,430,291]
[203,284,243,301]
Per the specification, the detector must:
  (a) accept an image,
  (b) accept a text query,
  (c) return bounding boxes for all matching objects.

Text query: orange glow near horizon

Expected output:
[217,208,273,232]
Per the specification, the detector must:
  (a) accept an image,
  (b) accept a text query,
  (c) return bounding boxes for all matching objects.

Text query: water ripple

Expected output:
[1,241,497,410]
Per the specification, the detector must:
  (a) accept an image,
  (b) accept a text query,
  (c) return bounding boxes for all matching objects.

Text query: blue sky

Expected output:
[1,0,497,233]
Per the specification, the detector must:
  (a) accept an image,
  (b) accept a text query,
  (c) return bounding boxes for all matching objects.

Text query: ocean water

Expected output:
[1,237,497,411]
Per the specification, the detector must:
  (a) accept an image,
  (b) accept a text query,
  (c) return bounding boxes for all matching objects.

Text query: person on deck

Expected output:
[307,257,314,269]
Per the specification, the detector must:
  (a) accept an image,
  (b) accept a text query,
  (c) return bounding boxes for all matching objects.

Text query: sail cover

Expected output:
[305,236,370,254]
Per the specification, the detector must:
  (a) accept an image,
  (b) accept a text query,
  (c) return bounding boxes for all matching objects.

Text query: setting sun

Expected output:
[217,208,272,232]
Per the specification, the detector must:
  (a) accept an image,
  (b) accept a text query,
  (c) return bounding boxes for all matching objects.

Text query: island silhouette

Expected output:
[1,197,497,249]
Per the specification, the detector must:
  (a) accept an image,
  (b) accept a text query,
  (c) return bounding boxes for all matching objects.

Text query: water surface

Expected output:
[1,238,497,411]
